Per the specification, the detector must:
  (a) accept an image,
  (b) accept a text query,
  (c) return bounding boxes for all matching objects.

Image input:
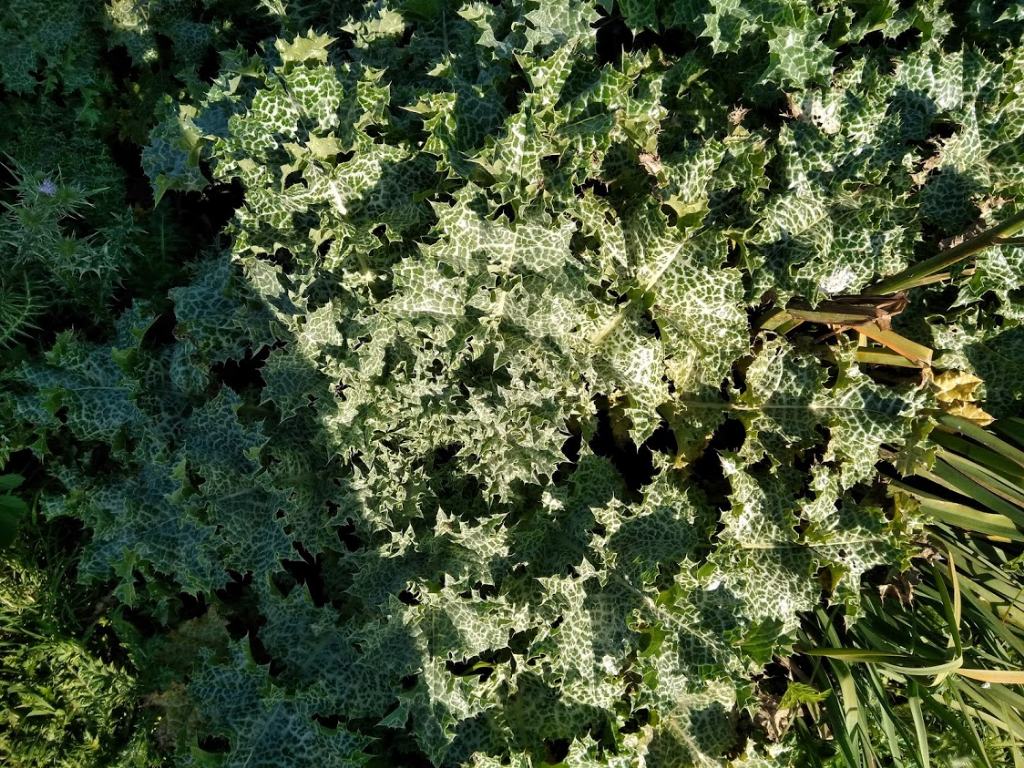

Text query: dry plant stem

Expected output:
[762,294,931,365]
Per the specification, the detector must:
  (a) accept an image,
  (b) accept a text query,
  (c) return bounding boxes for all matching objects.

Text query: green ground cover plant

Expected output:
[1,1,1024,766]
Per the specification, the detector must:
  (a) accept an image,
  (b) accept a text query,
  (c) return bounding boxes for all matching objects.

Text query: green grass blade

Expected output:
[913,496,1023,540]
[923,692,995,768]
[960,681,1024,741]
[938,450,1024,506]
[935,414,1024,471]
[908,681,930,768]
[956,581,1024,658]
[931,455,1024,525]
[994,418,1024,451]
[951,684,997,768]
[931,431,1024,484]
[801,648,912,663]
[864,665,918,766]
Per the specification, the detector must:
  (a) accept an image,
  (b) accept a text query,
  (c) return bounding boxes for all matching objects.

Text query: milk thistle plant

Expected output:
[2,1,1024,766]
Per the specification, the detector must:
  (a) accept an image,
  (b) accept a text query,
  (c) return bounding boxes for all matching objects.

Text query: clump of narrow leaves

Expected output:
[794,416,1024,767]
[1,1,1024,767]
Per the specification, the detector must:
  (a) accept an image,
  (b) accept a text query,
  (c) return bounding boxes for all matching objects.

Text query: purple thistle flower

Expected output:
[37,178,57,196]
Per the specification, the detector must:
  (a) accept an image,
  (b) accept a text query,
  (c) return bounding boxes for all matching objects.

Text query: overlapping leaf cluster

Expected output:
[3,0,1024,766]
